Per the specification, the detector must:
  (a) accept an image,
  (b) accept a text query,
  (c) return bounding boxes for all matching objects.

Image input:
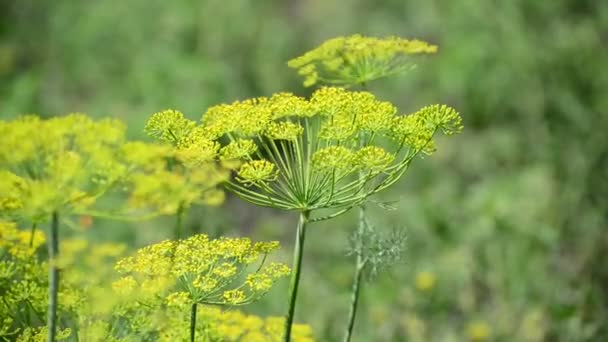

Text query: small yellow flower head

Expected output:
[246,273,274,292]
[288,34,438,86]
[268,92,314,118]
[145,109,196,144]
[414,271,437,292]
[355,146,395,172]
[319,114,357,141]
[466,320,492,342]
[0,220,45,259]
[417,104,463,135]
[213,262,238,278]
[310,87,351,117]
[16,327,72,342]
[391,113,435,154]
[263,262,291,278]
[0,171,26,213]
[237,160,279,184]
[254,241,280,254]
[223,289,246,304]
[111,276,138,296]
[265,121,304,140]
[220,139,258,160]
[193,275,219,292]
[312,146,356,172]
[203,98,273,137]
[174,135,220,167]
[165,291,191,307]
[355,99,397,133]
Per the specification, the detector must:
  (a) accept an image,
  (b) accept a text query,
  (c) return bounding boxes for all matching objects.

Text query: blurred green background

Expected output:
[1,0,607,341]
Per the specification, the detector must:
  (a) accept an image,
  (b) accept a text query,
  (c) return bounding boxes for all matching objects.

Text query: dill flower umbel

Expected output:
[288,34,438,87]
[113,234,290,306]
[173,86,462,214]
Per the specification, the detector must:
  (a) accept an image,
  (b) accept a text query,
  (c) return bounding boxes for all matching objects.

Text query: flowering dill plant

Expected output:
[288,34,437,87]
[289,35,460,342]
[189,87,461,216]
[0,114,130,342]
[148,84,461,340]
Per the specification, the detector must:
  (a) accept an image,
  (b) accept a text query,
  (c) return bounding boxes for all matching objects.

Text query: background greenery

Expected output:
[1,0,607,340]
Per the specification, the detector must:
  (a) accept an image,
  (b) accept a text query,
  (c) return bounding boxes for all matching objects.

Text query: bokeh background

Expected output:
[1,1,607,341]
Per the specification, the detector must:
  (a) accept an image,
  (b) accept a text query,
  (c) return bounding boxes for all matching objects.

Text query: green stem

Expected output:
[47,211,59,342]
[343,261,365,342]
[175,202,185,239]
[343,125,369,341]
[29,222,38,247]
[190,303,197,342]
[283,210,310,342]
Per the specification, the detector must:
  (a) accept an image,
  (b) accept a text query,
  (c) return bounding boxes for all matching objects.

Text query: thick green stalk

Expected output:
[190,303,197,342]
[283,210,310,342]
[47,211,59,342]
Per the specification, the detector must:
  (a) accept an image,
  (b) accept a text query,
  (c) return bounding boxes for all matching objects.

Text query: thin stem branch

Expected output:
[47,211,60,342]
[283,210,310,342]
[29,222,38,247]
[343,123,369,341]
[343,261,365,342]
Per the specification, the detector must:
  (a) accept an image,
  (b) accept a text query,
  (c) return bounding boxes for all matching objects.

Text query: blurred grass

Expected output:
[1,0,607,341]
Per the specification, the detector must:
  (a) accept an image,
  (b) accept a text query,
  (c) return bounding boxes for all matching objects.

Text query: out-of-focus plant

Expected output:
[142,109,228,239]
[109,303,315,342]
[112,234,291,341]
[0,219,127,341]
[287,34,437,87]
[1,219,310,341]
[287,34,459,341]
[0,114,128,341]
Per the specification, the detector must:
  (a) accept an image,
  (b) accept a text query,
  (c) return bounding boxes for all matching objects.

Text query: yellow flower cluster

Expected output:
[208,308,315,342]
[0,220,44,259]
[170,85,462,212]
[288,34,438,86]
[119,304,314,342]
[0,221,63,340]
[114,234,290,305]
[145,109,196,144]
[121,138,227,216]
[0,114,129,221]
